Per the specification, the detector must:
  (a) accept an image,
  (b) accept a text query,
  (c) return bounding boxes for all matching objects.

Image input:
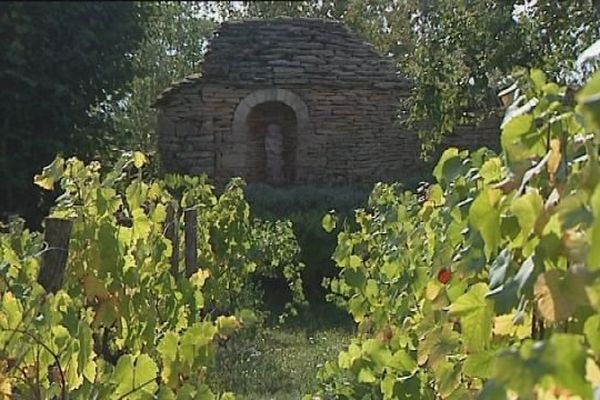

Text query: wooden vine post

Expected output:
[38,218,73,294]
[184,208,198,278]
[165,201,180,276]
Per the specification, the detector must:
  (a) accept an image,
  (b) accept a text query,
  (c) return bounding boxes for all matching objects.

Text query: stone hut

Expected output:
[155,17,499,186]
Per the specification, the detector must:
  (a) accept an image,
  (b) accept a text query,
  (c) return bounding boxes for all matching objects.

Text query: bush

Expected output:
[245,184,370,305]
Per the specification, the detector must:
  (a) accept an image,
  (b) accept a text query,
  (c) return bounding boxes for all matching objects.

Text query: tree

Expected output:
[406,0,600,156]
[102,2,216,156]
[0,2,147,225]
[406,1,526,156]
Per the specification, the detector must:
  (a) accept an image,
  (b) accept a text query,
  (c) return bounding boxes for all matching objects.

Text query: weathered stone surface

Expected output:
[155,17,500,186]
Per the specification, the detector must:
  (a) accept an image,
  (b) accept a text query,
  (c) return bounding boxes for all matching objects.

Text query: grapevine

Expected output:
[312,67,600,399]
[0,152,305,398]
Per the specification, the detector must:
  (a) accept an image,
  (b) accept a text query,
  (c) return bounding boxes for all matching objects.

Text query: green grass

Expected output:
[210,304,354,399]
[208,184,371,398]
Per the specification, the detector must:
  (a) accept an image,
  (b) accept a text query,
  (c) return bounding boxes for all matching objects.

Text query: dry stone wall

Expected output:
[156,17,500,187]
[200,18,409,90]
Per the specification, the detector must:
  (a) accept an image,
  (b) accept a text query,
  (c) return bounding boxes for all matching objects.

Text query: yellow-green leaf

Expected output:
[34,157,65,190]
[449,283,494,352]
[510,190,543,238]
[133,151,147,169]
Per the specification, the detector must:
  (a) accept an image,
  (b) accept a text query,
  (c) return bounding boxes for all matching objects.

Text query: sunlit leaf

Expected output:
[433,147,462,185]
[449,283,494,352]
[34,157,65,190]
[321,212,337,233]
[112,353,158,399]
[510,190,543,239]
[133,151,147,169]
[480,157,504,184]
[584,315,600,354]
[463,350,495,379]
[469,188,502,259]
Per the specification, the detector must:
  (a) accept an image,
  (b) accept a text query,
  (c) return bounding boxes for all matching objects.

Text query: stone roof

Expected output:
[155,17,409,106]
[155,73,202,105]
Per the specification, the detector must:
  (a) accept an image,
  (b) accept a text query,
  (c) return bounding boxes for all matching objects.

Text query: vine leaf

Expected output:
[557,191,593,231]
[479,157,503,184]
[517,151,550,195]
[433,147,462,185]
[34,156,65,191]
[493,313,530,339]
[477,379,507,400]
[133,151,147,169]
[434,360,461,397]
[338,343,361,369]
[534,270,588,323]
[380,374,396,399]
[358,367,377,383]
[321,212,337,233]
[344,267,366,289]
[577,70,600,130]
[547,138,562,185]
[588,185,600,270]
[362,339,392,367]
[132,208,152,241]
[180,322,217,369]
[540,334,592,398]
[0,293,22,330]
[449,283,494,352]
[510,190,543,240]
[489,249,511,290]
[112,353,158,399]
[157,332,179,385]
[417,324,460,368]
[77,321,97,383]
[388,349,417,372]
[530,69,547,91]
[584,315,600,354]
[463,350,495,379]
[216,315,241,337]
[501,114,534,162]
[469,188,502,259]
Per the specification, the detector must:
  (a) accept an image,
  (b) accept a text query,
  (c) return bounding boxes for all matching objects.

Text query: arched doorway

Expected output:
[231,88,311,185]
[246,101,297,185]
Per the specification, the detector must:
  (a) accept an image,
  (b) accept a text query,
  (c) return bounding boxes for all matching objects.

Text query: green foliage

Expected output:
[0,2,147,225]
[244,183,370,305]
[407,1,600,157]
[0,153,305,398]
[310,68,600,399]
[407,2,525,156]
[102,2,216,156]
[161,177,307,318]
[245,183,370,219]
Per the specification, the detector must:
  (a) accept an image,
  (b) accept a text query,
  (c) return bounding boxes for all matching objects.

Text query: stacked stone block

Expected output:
[155,17,500,186]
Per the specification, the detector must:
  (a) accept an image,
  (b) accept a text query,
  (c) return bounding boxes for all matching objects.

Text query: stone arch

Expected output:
[230,88,312,183]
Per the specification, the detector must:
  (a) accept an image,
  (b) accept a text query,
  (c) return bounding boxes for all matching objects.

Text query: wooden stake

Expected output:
[184,209,197,278]
[38,218,72,293]
[165,201,179,277]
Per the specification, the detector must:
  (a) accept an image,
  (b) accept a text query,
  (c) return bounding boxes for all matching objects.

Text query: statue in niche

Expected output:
[264,122,286,185]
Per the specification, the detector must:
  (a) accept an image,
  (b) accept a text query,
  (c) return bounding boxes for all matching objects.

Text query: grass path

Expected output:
[211,305,354,399]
